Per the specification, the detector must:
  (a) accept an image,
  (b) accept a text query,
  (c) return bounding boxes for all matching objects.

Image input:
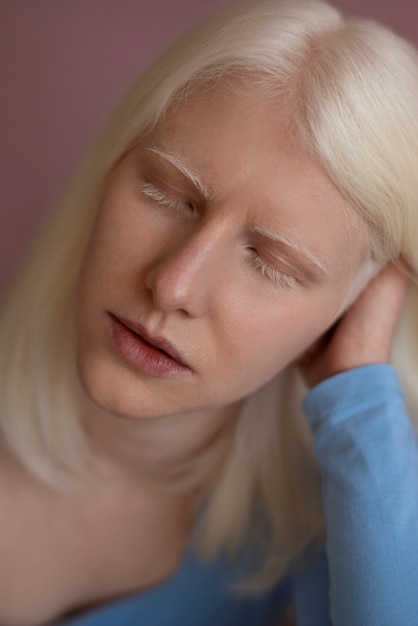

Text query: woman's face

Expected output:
[76,83,367,421]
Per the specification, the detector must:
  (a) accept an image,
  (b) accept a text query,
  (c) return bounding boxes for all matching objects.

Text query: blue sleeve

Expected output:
[299,364,418,625]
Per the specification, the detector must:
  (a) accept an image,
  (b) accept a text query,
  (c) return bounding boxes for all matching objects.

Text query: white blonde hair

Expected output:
[1,0,418,589]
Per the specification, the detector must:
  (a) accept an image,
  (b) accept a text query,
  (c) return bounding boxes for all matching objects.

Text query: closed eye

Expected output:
[141,181,194,213]
[249,250,299,288]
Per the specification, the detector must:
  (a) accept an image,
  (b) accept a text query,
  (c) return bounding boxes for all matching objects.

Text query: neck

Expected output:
[79,392,239,488]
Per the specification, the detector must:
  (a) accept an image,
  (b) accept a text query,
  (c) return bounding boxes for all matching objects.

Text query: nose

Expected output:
[145,226,228,317]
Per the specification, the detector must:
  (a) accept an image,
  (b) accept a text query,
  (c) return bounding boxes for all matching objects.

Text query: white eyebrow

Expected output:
[253,224,329,276]
[147,146,327,276]
[146,146,209,198]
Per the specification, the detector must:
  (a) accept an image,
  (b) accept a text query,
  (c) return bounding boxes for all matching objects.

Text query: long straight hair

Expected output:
[1,0,418,588]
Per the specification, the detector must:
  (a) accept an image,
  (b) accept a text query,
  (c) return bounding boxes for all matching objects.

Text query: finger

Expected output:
[347,265,410,339]
[336,265,410,367]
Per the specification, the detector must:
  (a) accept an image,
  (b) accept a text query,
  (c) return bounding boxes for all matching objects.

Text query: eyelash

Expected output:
[141,181,193,213]
[249,252,299,289]
[141,182,298,289]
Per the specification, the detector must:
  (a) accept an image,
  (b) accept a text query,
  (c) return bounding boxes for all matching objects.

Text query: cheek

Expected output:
[76,203,142,299]
[233,291,344,376]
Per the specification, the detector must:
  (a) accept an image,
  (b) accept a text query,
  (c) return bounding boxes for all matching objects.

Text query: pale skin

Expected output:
[0,81,411,625]
[75,82,371,485]
[300,265,410,387]
[0,270,405,626]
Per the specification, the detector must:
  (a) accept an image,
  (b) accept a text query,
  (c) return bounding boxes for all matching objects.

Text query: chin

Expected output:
[76,348,173,421]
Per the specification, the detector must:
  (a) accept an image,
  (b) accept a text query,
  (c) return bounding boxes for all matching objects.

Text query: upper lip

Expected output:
[110,313,192,370]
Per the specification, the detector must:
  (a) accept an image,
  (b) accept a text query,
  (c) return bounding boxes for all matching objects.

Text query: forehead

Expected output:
[145,82,367,278]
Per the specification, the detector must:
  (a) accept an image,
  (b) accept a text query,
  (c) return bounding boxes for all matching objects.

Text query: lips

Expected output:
[108,313,192,376]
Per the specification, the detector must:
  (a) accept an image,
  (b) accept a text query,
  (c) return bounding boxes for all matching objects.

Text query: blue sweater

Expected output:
[61,365,418,625]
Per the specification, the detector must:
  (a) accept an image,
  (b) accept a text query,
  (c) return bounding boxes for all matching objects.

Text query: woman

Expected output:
[0,1,417,624]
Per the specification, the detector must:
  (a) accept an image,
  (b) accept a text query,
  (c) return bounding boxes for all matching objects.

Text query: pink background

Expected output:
[1,0,417,286]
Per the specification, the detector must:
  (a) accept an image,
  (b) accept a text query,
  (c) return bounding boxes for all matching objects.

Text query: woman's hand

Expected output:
[298,265,410,388]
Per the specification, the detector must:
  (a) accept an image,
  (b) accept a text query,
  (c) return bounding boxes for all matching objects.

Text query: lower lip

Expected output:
[108,315,192,377]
